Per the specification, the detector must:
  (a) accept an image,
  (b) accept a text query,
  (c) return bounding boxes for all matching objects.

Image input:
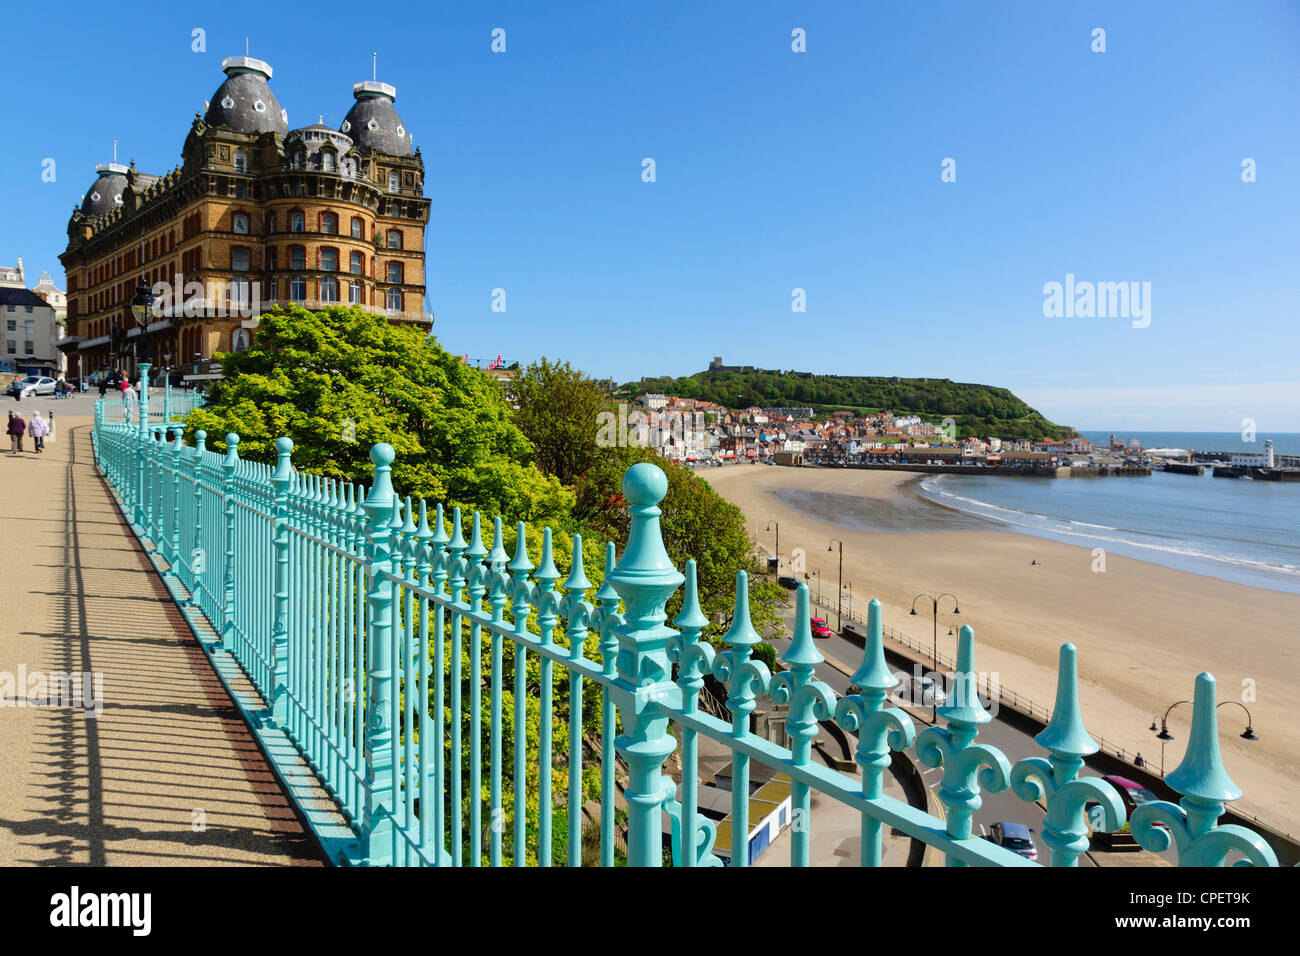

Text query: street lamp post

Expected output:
[810,568,821,605]
[765,520,779,571]
[911,592,960,722]
[827,538,844,631]
[1150,699,1257,778]
[844,581,852,623]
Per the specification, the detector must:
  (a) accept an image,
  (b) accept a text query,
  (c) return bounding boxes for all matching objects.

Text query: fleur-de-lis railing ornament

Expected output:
[833,597,915,867]
[711,569,771,866]
[561,534,594,867]
[770,584,836,867]
[592,540,622,868]
[915,624,1011,865]
[1130,673,1277,867]
[666,559,720,867]
[1009,643,1123,866]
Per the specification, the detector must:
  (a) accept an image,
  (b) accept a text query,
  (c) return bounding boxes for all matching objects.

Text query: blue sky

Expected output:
[3,1,1298,430]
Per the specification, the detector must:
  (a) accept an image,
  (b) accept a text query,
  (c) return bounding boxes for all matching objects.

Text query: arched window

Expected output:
[386,261,403,284]
[320,276,339,302]
[291,211,304,233]
[292,151,305,170]
[320,248,338,272]
[232,213,249,235]
[231,248,250,271]
[351,217,363,239]
[231,328,250,352]
[290,275,307,301]
[233,149,247,172]
[289,246,306,271]
[349,251,363,275]
[267,213,277,234]
[321,213,337,235]
[386,287,402,310]
[321,151,335,173]
[386,229,402,250]
[349,280,362,304]
[387,170,399,193]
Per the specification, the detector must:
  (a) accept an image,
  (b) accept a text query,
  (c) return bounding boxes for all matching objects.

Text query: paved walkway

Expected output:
[0,415,324,865]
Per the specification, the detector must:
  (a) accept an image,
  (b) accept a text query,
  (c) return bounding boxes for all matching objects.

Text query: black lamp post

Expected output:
[810,568,822,605]
[1150,699,1257,778]
[911,592,960,721]
[765,520,779,571]
[827,538,844,631]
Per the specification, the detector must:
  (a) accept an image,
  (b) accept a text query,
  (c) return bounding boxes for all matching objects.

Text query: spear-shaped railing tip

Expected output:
[508,520,533,572]
[535,527,559,583]
[722,571,761,649]
[850,597,895,692]
[1035,642,1097,758]
[782,584,822,668]
[1166,672,1242,804]
[938,623,991,725]
[674,558,709,631]
[564,533,592,593]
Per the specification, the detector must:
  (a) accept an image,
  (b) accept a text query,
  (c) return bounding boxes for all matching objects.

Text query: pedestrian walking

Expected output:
[98,376,108,397]
[7,410,26,453]
[29,411,49,453]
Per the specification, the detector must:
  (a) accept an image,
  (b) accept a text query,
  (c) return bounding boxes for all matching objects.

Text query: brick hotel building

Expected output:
[59,56,431,381]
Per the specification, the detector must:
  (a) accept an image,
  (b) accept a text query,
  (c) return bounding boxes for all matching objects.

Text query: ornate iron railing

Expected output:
[89,373,1277,868]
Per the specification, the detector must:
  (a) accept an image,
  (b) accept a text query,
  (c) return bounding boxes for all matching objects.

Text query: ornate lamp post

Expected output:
[827,538,844,631]
[765,520,780,571]
[911,592,960,721]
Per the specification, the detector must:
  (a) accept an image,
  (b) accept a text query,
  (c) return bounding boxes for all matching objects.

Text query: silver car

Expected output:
[7,375,56,397]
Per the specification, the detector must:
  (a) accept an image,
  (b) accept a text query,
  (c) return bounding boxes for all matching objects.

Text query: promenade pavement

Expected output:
[0,413,324,865]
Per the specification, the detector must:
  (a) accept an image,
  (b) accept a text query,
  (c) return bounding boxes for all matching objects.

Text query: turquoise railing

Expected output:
[89,373,1278,868]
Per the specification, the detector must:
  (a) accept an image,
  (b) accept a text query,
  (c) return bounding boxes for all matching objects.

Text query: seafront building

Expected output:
[0,259,62,376]
[58,56,431,384]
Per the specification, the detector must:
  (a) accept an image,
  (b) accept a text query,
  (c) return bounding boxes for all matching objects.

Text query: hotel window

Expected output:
[321,276,339,302]
[351,217,363,239]
[386,261,403,284]
[322,151,335,173]
[268,248,277,270]
[5,341,13,354]
[349,280,361,304]
[233,213,249,234]
[267,213,277,234]
[320,248,338,272]
[289,246,306,270]
[290,275,307,301]
[23,320,34,334]
[234,149,247,172]
[386,229,402,250]
[293,151,305,170]
[5,320,13,331]
[291,212,305,233]
[231,275,250,305]
[24,341,33,355]
[350,251,363,275]
[387,170,399,193]
[321,213,338,235]
[234,182,246,199]
[231,248,250,272]
[386,287,402,311]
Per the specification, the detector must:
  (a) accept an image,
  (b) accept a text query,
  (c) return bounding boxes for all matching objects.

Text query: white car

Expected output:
[7,375,56,398]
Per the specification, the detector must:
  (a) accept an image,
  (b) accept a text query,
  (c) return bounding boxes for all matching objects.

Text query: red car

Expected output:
[810,617,834,638]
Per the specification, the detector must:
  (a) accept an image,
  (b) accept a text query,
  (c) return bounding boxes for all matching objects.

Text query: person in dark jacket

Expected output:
[98,376,108,397]
[7,410,26,453]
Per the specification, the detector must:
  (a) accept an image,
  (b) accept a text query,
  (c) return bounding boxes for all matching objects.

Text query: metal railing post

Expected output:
[266,437,294,728]
[221,434,240,652]
[134,362,150,529]
[359,443,397,865]
[606,463,683,867]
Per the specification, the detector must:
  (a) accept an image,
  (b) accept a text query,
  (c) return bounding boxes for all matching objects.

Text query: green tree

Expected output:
[184,305,573,524]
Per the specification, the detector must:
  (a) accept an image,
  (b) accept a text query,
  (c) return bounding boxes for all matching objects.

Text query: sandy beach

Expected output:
[701,464,1300,830]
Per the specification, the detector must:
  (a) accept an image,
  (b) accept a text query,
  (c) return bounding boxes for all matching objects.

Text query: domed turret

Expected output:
[204,56,288,136]
[340,81,413,155]
[80,162,129,217]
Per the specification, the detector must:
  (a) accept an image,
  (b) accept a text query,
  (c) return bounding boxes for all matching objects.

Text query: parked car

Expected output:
[7,375,56,397]
[776,576,801,590]
[988,821,1038,861]
[891,674,947,708]
[1086,775,1161,849]
[810,617,834,639]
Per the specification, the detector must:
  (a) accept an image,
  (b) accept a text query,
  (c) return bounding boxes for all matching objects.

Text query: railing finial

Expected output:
[1036,643,1097,759]
[1167,673,1240,805]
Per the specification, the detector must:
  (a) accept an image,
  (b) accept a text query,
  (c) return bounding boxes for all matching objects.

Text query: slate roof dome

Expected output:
[204,56,288,136]
[340,81,413,155]
[80,162,130,217]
